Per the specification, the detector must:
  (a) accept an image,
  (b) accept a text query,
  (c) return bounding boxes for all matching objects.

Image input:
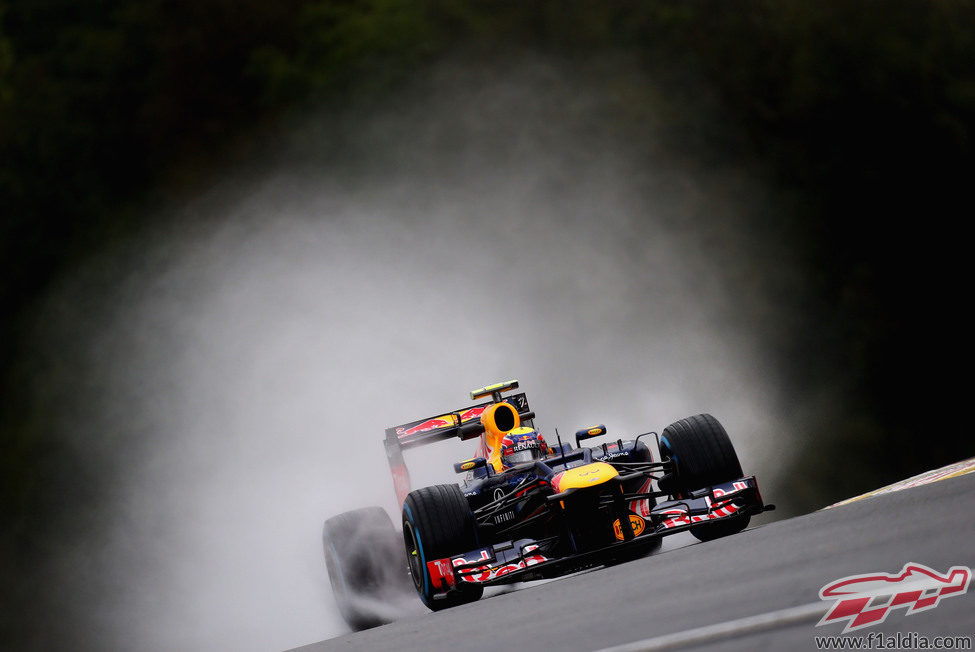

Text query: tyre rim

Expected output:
[403,522,424,591]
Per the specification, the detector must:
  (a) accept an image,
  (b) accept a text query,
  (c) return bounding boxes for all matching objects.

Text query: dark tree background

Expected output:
[2,0,972,647]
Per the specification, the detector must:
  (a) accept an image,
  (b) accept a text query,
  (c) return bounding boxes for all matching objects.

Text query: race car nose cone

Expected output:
[551,462,619,493]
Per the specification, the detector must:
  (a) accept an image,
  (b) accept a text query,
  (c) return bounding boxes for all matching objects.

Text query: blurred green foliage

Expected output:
[1,5,973,630]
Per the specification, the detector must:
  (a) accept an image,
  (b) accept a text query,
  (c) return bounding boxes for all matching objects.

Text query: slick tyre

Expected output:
[322,506,409,631]
[402,484,484,611]
[659,413,750,542]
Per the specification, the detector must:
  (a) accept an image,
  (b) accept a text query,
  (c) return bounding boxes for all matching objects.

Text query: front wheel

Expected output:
[659,413,750,541]
[402,484,484,610]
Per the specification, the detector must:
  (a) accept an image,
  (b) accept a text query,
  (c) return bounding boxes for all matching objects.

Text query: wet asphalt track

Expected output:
[292,470,975,652]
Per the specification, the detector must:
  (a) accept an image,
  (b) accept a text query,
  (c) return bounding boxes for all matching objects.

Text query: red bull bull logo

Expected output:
[396,406,488,437]
[397,416,455,437]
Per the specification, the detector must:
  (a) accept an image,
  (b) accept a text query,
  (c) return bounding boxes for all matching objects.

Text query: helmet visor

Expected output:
[503,447,539,466]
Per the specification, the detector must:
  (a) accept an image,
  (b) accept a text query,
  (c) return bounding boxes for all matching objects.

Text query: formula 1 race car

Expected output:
[322,380,773,629]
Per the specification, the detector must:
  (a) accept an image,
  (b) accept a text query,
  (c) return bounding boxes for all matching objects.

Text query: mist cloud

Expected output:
[28,55,807,651]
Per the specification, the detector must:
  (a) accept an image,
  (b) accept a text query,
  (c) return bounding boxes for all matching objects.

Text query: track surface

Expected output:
[293,470,975,651]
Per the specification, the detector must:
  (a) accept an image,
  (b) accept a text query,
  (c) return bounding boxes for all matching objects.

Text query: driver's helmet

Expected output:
[499,427,549,469]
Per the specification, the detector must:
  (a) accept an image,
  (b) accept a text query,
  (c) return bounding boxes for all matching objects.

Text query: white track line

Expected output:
[595,601,827,651]
[598,460,975,651]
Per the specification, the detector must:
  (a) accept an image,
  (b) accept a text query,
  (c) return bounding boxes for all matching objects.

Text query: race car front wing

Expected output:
[424,476,769,597]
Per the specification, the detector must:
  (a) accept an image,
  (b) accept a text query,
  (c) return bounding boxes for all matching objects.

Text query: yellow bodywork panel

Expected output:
[481,402,521,472]
[553,462,619,492]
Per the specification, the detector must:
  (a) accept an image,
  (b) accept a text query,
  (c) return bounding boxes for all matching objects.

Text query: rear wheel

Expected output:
[402,484,484,610]
[323,506,410,631]
[659,413,750,541]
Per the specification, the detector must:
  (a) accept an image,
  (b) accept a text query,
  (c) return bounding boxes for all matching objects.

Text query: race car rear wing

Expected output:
[384,392,534,505]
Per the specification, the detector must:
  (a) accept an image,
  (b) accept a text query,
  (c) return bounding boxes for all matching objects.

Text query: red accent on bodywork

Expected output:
[451,545,548,584]
[390,463,411,507]
[426,558,456,591]
[398,417,453,437]
[396,407,489,438]
[628,477,654,517]
[659,499,741,529]
[550,472,564,494]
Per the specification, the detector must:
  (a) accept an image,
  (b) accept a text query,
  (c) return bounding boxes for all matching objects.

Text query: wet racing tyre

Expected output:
[322,506,410,631]
[659,413,750,542]
[402,484,484,610]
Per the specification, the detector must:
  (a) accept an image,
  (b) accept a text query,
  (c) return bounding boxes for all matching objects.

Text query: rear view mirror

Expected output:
[454,457,487,474]
[575,424,607,447]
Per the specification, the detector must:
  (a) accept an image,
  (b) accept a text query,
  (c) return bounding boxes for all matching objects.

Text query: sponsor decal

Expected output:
[712,481,749,498]
[582,465,613,483]
[396,406,487,437]
[817,563,972,633]
[493,510,515,524]
[452,545,548,583]
[460,460,476,471]
[426,558,457,591]
[397,416,454,437]
[613,514,647,540]
[659,500,741,529]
